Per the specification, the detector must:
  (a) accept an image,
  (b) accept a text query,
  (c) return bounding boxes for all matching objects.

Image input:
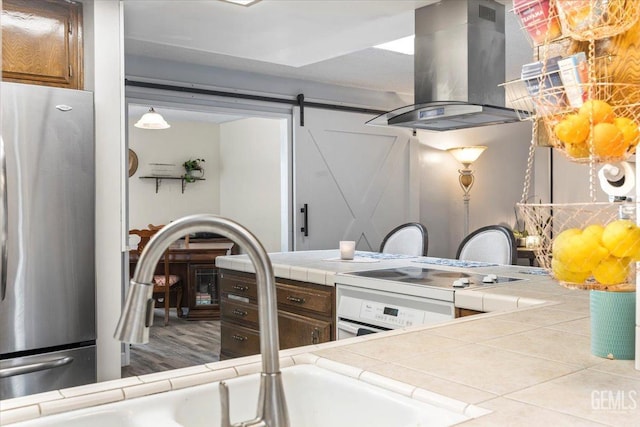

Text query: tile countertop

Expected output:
[2,250,638,426]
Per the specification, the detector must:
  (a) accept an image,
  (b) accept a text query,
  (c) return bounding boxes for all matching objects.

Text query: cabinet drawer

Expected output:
[220,299,259,328]
[220,322,260,358]
[276,282,332,317]
[219,272,258,301]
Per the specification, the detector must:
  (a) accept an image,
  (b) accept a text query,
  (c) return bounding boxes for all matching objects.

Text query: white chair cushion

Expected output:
[153,274,180,287]
[458,230,513,264]
[382,227,424,256]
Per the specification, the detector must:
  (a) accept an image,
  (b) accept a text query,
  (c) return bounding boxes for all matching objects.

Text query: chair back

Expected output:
[379,222,428,256]
[456,225,517,265]
[129,227,156,256]
[129,225,183,325]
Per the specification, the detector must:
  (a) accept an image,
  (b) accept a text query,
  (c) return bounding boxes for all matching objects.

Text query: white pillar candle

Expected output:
[339,241,355,260]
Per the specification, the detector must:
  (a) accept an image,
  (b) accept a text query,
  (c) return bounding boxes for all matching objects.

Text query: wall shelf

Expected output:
[139,176,205,193]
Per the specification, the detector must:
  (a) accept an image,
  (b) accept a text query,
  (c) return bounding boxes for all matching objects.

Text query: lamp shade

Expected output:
[134,107,170,130]
[447,146,487,166]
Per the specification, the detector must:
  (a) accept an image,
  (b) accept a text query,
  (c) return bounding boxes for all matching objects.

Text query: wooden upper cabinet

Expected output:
[2,0,83,89]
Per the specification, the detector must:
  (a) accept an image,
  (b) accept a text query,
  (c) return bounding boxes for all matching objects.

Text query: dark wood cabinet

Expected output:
[130,241,234,320]
[219,269,335,360]
[2,0,84,89]
[187,264,220,320]
[455,307,483,318]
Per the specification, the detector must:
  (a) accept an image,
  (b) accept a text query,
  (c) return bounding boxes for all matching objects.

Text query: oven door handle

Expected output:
[337,320,383,336]
[337,320,361,335]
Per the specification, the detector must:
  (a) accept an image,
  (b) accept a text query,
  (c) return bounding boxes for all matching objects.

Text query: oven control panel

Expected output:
[359,301,425,327]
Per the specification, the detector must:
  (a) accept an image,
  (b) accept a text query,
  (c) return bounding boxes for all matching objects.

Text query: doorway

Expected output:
[126,101,292,253]
[123,99,290,372]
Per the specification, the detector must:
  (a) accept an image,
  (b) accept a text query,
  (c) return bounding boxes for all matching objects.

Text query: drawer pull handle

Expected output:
[311,328,319,345]
[232,284,249,292]
[232,309,248,317]
[231,334,247,342]
[286,295,306,304]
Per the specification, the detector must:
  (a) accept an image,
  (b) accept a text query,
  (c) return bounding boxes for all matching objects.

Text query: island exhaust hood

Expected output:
[367,0,526,132]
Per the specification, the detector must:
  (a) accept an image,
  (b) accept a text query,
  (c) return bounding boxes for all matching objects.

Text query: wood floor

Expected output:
[121,309,221,377]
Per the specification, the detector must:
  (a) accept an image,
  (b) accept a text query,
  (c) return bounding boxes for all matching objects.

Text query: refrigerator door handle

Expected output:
[0,356,74,378]
[0,136,7,301]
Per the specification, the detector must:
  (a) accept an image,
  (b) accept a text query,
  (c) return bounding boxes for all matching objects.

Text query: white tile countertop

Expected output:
[215,249,423,285]
[2,250,638,426]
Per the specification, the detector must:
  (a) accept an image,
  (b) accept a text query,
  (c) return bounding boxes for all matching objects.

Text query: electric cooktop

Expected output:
[345,266,522,290]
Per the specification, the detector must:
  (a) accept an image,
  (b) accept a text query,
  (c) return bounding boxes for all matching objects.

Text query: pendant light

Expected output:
[134,107,170,130]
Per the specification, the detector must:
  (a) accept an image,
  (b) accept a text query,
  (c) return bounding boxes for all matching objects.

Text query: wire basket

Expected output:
[540,82,640,162]
[504,55,615,123]
[501,79,537,121]
[502,62,578,121]
[517,202,637,291]
[556,0,640,41]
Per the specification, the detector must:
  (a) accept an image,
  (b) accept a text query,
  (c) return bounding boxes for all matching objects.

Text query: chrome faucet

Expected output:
[114,214,289,427]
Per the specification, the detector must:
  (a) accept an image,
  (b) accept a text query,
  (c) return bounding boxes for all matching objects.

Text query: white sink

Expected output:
[13,364,483,426]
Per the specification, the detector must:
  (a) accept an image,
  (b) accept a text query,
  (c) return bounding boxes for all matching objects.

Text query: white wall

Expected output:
[128,121,220,231]
[219,118,284,252]
[418,120,533,258]
[552,152,611,203]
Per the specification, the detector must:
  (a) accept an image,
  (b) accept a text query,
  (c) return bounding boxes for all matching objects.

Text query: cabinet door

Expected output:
[187,264,220,320]
[278,311,332,349]
[2,0,83,89]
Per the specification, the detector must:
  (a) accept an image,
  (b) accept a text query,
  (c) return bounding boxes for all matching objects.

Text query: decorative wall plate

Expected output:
[128,149,139,177]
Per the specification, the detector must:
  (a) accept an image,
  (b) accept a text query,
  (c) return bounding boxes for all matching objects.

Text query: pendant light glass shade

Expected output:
[134,107,170,130]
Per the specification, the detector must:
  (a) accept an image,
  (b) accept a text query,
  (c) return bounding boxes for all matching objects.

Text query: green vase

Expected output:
[590,290,636,360]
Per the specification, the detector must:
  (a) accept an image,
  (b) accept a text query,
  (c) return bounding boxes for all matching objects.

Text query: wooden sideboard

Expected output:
[129,240,234,320]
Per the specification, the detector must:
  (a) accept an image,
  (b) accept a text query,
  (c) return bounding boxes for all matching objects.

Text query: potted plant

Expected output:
[513,207,528,247]
[183,158,205,182]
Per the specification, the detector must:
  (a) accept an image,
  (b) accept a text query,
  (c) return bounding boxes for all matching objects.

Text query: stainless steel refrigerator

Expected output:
[0,82,96,399]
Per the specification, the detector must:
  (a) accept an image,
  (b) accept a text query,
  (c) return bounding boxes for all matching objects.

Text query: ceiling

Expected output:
[123,0,513,123]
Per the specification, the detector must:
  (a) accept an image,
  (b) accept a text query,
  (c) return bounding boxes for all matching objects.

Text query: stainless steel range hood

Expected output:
[367,0,526,132]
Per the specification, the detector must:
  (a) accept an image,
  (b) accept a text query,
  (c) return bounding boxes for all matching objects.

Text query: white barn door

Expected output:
[294,107,418,251]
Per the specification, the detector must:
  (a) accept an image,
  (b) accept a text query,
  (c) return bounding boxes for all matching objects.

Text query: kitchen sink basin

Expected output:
[13,364,484,426]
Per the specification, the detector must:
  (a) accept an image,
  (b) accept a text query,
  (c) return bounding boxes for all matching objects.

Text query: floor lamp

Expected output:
[447,146,487,237]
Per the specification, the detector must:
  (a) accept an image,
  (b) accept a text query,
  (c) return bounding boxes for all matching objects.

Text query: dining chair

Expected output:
[456,225,518,265]
[129,225,183,325]
[379,222,428,256]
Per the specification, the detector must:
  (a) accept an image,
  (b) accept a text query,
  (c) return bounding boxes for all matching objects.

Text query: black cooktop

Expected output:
[346,267,521,289]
